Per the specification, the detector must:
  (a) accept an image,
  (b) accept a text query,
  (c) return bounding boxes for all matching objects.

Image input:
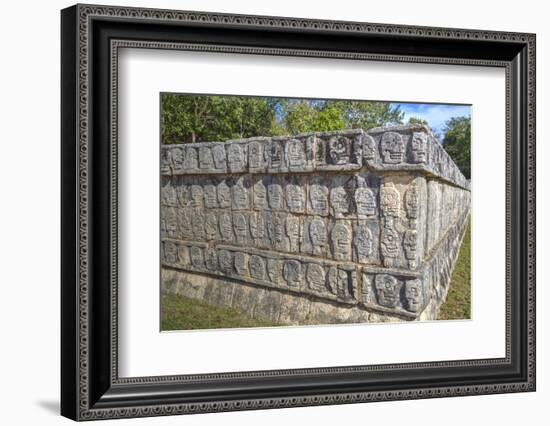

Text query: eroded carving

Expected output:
[286,178,305,213]
[403,229,418,270]
[190,184,204,208]
[199,146,214,170]
[233,212,249,245]
[212,144,227,170]
[219,212,234,243]
[227,143,246,173]
[381,132,405,164]
[191,210,205,240]
[282,260,301,287]
[306,263,326,293]
[234,252,249,276]
[268,139,286,171]
[266,258,281,284]
[177,208,193,239]
[217,179,231,209]
[249,255,266,280]
[362,134,376,161]
[405,182,419,220]
[161,149,172,175]
[266,213,289,252]
[302,217,328,257]
[380,224,399,267]
[172,148,184,172]
[355,186,376,218]
[328,136,351,165]
[248,140,265,172]
[163,240,178,264]
[161,182,178,206]
[331,222,352,261]
[287,138,306,169]
[327,267,353,299]
[380,182,401,217]
[308,179,329,216]
[411,132,428,163]
[177,244,190,267]
[354,225,373,264]
[253,177,268,210]
[218,249,233,274]
[184,146,198,170]
[176,184,190,207]
[231,177,250,210]
[203,182,218,209]
[286,216,300,253]
[267,178,284,210]
[165,207,178,238]
[330,184,351,217]
[375,274,401,308]
[205,248,218,271]
[190,246,205,269]
[404,279,424,312]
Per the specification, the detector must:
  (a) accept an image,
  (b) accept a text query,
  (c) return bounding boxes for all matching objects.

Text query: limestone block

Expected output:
[160,125,470,324]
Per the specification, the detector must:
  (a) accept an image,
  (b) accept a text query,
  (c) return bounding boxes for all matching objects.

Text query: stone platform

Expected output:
[160,124,470,324]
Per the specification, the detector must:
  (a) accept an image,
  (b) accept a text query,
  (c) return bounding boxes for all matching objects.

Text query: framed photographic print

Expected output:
[61,3,536,421]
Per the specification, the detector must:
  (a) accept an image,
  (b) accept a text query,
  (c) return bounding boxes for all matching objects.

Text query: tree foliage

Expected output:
[442,116,471,179]
[161,95,403,144]
[161,95,277,143]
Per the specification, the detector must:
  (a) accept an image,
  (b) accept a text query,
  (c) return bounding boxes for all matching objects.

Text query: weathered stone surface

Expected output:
[161,125,470,324]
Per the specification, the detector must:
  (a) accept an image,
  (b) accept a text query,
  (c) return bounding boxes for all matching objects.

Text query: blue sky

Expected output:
[390,103,471,135]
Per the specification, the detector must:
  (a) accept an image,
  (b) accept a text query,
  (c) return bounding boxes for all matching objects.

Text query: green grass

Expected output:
[438,218,471,320]
[161,293,280,331]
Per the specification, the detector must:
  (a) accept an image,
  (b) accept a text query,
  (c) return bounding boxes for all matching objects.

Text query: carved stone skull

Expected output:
[328,136,350,165]
[227,143,244,172]
[171,148,184,171]
[306,263,326,292]
[184,146,198,169]
[283,260,301,287]
[381,131,405,164]
[411,132,428,163]
[212,144,226,170]
[331,223,351,261]
[405,279,424,312]
[249,255,266,280]
[375,274,400,308]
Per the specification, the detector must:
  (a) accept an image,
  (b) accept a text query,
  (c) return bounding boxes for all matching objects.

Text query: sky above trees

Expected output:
[391,102,471,136]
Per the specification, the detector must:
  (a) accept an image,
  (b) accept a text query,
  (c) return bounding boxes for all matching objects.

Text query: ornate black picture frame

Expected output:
[61,4,536,421]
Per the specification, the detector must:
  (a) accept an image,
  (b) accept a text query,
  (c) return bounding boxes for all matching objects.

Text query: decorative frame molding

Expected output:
[61,3,535,421]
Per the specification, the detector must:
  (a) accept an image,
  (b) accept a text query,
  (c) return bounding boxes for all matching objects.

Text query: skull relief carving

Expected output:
[381,132,405,164]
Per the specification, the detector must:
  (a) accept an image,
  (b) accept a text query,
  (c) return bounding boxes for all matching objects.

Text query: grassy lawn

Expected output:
[438,218,471,320]
[161,293,280,331]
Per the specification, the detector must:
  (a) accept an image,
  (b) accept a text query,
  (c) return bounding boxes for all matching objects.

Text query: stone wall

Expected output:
[160,124,470,324]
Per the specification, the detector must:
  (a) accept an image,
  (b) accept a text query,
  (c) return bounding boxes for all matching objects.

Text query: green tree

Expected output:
[161,95,407,144]
[407,116,440,138]
[282,100,347,133]
[337,101,404,129]
[442,116,471,179]
[408,116,428,126]
[161,95,277,144]
[282,101,319,134]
